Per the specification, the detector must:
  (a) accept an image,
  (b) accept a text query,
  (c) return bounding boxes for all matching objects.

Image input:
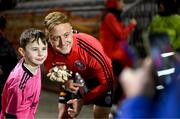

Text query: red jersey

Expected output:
[45,33,114,104]
[99,12,136,67]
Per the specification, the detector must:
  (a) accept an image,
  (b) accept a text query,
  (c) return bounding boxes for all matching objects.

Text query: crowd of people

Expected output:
[0,0,179,118]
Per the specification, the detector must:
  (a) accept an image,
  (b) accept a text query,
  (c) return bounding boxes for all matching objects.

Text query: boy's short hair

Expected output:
[19,28,47,49]
[0,16,7,31]
[44,11,70,32]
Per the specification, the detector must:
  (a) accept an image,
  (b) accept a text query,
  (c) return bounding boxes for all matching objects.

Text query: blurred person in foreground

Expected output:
[0,28,48,119]
[115,33,180,118]
[148,0,180,51]
[44,11,114,119]
[0,15,18,111]
[99,0,137,108]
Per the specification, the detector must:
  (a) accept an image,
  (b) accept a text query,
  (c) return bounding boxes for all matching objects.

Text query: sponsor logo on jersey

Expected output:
[74,60,86,70]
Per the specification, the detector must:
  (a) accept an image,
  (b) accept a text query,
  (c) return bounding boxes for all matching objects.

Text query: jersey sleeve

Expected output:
[2,81,22,116]
[77,34,114,104]
[104,13,136,41]
[83,57,113,104]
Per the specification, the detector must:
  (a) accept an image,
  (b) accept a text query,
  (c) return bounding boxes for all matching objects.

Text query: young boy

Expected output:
[0,28,48,119]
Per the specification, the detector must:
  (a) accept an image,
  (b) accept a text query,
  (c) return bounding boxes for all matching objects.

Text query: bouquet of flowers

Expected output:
[47,65,88,97]
[47,65,73,83]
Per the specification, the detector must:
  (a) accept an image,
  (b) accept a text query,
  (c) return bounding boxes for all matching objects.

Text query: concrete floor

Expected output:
[36,89,94,119]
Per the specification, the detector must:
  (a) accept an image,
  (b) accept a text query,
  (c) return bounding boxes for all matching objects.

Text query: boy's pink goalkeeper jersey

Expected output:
[1,58,41,119]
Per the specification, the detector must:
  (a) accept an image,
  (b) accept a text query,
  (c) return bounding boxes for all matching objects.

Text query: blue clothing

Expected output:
[116,96,153,118]
[115,62,180,118]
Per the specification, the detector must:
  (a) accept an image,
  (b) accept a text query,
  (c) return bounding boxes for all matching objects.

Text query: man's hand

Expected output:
[67,99,83,118]
[64,80,83,94]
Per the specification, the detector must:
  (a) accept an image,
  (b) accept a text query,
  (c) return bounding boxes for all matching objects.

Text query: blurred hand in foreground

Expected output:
[119,58,155,98]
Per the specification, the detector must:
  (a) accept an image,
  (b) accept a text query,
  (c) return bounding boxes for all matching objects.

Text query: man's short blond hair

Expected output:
[44,11,70,32]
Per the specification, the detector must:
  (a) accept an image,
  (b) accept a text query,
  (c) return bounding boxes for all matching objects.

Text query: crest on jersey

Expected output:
[74,60,86,70]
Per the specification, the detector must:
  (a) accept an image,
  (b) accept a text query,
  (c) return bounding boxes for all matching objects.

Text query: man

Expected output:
[44,11,114,119]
